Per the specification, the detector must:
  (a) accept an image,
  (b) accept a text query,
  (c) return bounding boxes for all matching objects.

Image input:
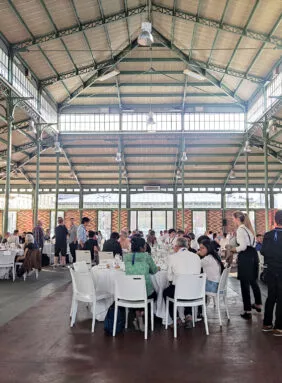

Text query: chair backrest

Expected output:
[76,250,92,265]
[175,273,206,300]
[115,274,147,302]
[70,268,95,300]
[73,261,89,272]
[0,253,14,266]
[99,251,113,261]
[218,267,231,294]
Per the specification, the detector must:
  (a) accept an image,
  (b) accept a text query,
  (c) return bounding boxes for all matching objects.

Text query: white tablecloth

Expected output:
[43,243,71,264]
[91,266,169,322]
[0,249,24,280]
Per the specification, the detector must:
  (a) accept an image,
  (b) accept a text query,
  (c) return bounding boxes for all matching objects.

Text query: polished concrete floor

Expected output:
[0,269,281,383]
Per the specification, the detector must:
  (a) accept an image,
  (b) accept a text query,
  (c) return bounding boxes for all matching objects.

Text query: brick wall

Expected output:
[111,210,128,232]
[38,210,50,231]
[64,210,80,229]
[225,210,236,234]
[82,210,98,231]
[207,210,223,233]
[176,210,192,231]
[17,210,33,233]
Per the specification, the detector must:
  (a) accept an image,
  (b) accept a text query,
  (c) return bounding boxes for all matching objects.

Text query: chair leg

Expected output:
[150,301,154,332]
[91,302,96,333]
[35,269,39,279]
[12,265,15,282]
[23,272,27,281]
[70,301,78,327]
[213,296,216,307]
[173,303,177,338]
[125,307,129,329]
[224,295,230,320]
[165,299,169,330]
[217,294,222,326]
[144,306,148,340]
[192,306,195,328]
[113,304,118,337]
[203,304,209,336]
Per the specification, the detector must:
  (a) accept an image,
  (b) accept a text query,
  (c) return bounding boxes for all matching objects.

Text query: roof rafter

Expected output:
[60,146,81,189]
[58,38,139,110]
[152,2,282,48]
[11,5,146,50]
[153,28,247,109]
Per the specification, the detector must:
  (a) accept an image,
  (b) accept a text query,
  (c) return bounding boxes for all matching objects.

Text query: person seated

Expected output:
[147,230,157,248]
[16,234,35,263]
[119,230,131,252]
[255,234,263,252]
[26,232,39,249]
[103,232,122,257]
[219,233,229,252]
[198,239,225,295]
[2,232,10,244]
[124,236,158,331]
[163,237,201,328]
[183,235,197,253]
[8,230,21,248]
[177,229,185,238]
[165,228,177,247]
[44,229,51,241]
[187,232,198,251]
[84,230,100,263]
[19,232,26,245]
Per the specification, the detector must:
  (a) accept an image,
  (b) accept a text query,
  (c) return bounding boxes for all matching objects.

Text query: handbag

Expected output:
[104,303,125,335]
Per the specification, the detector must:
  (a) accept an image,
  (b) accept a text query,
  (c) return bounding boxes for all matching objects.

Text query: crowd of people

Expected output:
[1,209,282,336]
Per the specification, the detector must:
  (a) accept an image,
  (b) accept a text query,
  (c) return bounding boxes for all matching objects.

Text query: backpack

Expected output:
[104,303,125,336]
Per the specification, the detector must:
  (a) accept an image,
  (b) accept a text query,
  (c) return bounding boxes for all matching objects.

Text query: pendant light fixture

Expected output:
[138,1,153,47]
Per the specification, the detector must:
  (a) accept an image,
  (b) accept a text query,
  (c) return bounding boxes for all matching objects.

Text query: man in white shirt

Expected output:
[163,237,201,327]
[8,230,20,247]
[165,228,177,247]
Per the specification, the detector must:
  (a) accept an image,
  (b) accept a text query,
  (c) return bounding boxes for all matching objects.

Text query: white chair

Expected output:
[113,274,154,340]
[165,274,209,338]
[0,252,15,281]
[15,262,39,281]
[70,267,97,332]
[98,251,113,262]
[206,267,231,326]
[75,250,92,267]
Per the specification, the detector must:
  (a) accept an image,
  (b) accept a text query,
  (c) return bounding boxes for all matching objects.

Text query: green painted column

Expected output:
[3,99,13,234]
[263,122,269,231]
[54,153,60,230]
[33,131,41,226]
[126,188,130,230]
[245,152,249,214]
[118,162,122,232]
[173,188,177,229]
[270,190,274,209]
[79,189,83,221]
[181,161,185,230]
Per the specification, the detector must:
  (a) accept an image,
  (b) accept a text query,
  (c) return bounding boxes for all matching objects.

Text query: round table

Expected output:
[0,249,24,280]
[91,266,169,322]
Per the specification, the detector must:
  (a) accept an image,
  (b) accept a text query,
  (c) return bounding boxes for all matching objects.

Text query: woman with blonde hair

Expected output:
[231,211,262,320]
[119,230,131,252]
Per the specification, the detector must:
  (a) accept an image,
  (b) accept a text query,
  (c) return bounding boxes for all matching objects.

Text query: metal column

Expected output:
[54,153,60,229]
[79,189,83,221]
[181,160,185,230]
[173,188,177,229]
[3,99,13,234]
[33,131,41,225]
[263,121,269,231]
[245,152,249,214]
[126,188,130,230]
[118,162,122,232]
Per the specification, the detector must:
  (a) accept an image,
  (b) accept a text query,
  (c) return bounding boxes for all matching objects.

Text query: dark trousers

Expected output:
[163,284,191,320]
[55,246,67,258]
[240,279,262,312]
[69,242,77,263]
[264,270,282,330]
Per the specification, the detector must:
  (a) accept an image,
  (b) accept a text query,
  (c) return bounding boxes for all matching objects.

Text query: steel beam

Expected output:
[58,39,139,109]
[153,28,247,108]
[12,5,146,50]
[77,92,227,98]
[152,3,282,48]
[234,14,282,96]
[263,122,269,231]
[89,82,213,87]
[60,146,81,189]
[54,153,60,228]
[33,132,41,225]
[245,152,249,214]
[220,0,260,86]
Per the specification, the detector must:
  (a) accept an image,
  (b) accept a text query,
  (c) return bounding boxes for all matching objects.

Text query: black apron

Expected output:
[237,228,259,281]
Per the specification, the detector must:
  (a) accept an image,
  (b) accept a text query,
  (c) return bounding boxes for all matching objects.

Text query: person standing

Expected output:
[32,220,45,250]
[77,217,90,250]
[54,217,68,266]
[84,230,100,263]
[261,210,282,336]
[8,230,20,247]
[231,211,262,320]
[69,217,78,263]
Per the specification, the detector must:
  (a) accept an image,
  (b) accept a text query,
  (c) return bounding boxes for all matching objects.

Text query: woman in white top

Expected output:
[199,239,224,294]
[231,211,262,320]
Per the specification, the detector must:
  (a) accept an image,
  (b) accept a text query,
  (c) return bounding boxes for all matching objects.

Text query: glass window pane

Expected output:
[193,211,206,238]
[98,211,112,240]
